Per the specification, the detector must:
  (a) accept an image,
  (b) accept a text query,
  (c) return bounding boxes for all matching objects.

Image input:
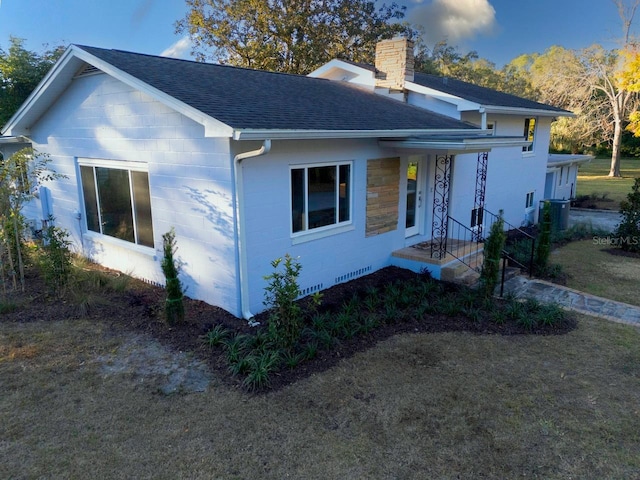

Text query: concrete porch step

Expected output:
[441,251,484,285]
[441,253,523,289]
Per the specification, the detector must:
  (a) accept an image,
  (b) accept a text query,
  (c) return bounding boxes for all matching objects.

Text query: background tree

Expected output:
[176,0,412,74]
[506,1,640,175]
[414,39,538,98]
[0,37,64,127]
[621,48,640,136]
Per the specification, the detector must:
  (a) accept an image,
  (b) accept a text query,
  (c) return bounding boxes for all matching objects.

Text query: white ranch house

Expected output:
[1,38,574,319]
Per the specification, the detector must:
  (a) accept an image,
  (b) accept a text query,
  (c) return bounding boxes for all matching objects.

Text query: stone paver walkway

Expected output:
[501,275,640,327]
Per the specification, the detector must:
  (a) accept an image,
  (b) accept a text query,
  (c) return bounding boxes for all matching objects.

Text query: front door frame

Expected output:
[405,155,427,238]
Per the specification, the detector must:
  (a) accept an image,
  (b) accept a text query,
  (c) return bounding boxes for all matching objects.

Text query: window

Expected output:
[523,117,536,153]
[487,122,496,135]
[79,160,154,247]
[525,191,534,209]
[558,167,564,186]
[291,162,351,234]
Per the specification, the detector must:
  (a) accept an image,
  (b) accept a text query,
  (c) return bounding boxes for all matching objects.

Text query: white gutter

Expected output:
[234,139,271,323]
[232,128,490,141]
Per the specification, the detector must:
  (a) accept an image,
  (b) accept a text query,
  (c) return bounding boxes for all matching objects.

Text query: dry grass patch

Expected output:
[551,239,640,306]
[1,315,640,479]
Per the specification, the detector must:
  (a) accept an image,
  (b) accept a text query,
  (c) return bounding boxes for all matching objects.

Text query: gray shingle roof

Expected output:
[77,46,477,132]
[413,72,569,113]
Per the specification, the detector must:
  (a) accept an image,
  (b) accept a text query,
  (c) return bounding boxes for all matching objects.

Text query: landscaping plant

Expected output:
[614,177,640,253]
[535,200,552,273]
[38,217,72,296]
[480,210,506,297]
[263,253,303,348]
[0,148,62,293]
[161,228,184,324]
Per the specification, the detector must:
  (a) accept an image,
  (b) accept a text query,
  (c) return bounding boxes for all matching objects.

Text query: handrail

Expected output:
[483,208,535,277]
[483,208,535,240]
[443,215,483,270]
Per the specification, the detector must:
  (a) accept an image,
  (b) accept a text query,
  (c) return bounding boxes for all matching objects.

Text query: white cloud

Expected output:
[161,37,192,59]
[409,0,498,46]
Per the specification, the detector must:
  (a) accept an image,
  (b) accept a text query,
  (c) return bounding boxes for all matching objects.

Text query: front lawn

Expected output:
[576,157,640,210]
[2,310,639,478]
[550,239,640,306]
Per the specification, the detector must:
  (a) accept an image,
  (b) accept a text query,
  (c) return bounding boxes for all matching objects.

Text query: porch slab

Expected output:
[392,240,483,266]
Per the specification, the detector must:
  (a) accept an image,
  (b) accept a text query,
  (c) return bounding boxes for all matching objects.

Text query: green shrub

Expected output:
[480,210,506,297]
[161,228,184,325]
[535,201,552,273]
[38,219,72,296]
[263,254,303,348]
[614,177,640,253]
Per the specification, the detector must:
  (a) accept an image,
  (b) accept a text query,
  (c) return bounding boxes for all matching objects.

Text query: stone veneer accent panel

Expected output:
[375,37,414,91]
[366,157,400,236]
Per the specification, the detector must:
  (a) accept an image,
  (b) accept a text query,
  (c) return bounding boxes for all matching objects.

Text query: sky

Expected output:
[0,0,631,67]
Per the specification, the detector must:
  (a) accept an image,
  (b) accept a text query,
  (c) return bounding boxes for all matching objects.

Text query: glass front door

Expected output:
[405,156,425,237]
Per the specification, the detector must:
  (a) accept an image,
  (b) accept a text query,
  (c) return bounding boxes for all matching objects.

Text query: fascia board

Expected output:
[232,128,485,141]
[546,154,594,169]
[481,105,574,117]
[308,59,375,79]
[405,81,480,112]
[2,47,81,135]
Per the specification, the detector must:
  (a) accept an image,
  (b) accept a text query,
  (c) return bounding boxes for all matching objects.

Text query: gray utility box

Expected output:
[540,199,570,231]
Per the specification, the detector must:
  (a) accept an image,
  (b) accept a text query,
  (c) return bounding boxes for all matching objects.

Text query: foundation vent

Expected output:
[300,283,324,296]
[335,265,372,284]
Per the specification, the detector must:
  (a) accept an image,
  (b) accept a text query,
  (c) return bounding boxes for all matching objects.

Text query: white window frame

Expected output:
[78,158,154,249]
[522,117,536,154]
[525,191,535,209]
[290,161,353,241]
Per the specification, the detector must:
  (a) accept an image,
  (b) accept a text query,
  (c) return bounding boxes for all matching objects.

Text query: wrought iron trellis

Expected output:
[430,154,453,259]
[472,151,489,241]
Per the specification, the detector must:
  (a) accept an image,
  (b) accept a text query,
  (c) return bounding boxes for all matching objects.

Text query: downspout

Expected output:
[233,139,271,323]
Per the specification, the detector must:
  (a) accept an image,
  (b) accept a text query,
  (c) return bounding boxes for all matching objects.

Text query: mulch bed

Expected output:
[1,265,577,392]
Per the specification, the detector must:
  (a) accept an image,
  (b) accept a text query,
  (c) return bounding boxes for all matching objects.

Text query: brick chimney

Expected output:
[375,37,414,92]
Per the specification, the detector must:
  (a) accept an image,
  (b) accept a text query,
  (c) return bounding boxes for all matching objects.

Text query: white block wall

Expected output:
[26,73,240,314]
[238,138,411,314]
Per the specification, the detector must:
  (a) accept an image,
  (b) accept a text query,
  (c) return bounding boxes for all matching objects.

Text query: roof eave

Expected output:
[231,128,484,141]
[1,46,81,136]
[547,153,595,168]
[480,105,573,117]
[2,45,235,138]
[405,81,480,112]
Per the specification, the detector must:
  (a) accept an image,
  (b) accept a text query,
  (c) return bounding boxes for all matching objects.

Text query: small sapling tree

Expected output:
[161,228,184,324]
[535,201,552,273]
[480,210,506,297]
[0,148,63,292]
